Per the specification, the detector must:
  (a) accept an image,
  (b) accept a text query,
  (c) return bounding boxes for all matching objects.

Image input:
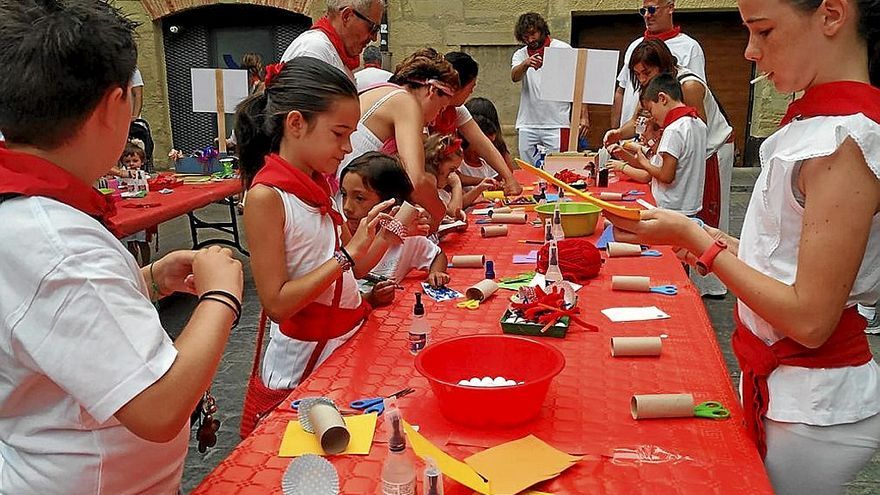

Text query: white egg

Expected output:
[505,379,517,386]
[458,380,470,386]
[468,377,482,386]
[493,377,507,386]
[480,377,494,386]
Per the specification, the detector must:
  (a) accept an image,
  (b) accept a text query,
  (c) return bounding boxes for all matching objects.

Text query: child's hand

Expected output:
[349,198,396,255]
[192,246,244,301]
[608,144,640,168]
[365,280,397,307]
[426,271,450,287]
[603,129,622,147]
[150,250,197,297]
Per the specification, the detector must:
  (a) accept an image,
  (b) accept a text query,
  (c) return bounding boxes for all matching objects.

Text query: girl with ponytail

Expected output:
[606,1,880,493]
[236,58,425,426]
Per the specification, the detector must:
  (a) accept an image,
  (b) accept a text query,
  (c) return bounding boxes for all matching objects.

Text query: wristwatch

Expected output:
[695,239,727,276]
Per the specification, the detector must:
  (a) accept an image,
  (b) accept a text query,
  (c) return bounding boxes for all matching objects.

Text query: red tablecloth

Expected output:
[192,174,772,495]
[109,179,241,236]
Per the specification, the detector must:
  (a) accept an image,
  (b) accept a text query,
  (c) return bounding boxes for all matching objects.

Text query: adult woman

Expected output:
[339,48,458,229]
[607,1,880,493]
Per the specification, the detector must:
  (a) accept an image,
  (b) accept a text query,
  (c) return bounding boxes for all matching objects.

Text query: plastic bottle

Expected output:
[544,240,564,285]
[551,204,565,241]
[534,145,547,169]
[544,222,554,245]
[408,293,429,355]
[485,260,496,280]
[423,457,444,495]
[381,400,416,495]
[635,114,648,141]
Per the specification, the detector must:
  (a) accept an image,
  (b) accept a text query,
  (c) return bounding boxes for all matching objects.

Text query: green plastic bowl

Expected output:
[534,202,602,237]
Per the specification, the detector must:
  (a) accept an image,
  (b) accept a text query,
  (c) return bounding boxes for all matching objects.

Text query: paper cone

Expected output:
[612,275,651,292]
[611,337,663,357]
[491,213,527,224]
[607,242,643,258]
[598,192,623,201]
[631,394,695,419]
[465,280,499,301]
[308,402,350,454]
[450,255,485,268]
[481,225,509,238]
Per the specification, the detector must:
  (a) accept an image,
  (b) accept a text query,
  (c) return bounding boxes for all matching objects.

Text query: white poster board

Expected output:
[191,68,248,113]
[540,47,619,105]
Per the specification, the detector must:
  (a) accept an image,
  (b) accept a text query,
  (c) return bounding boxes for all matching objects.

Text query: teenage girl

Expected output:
[236,57,424,391]
[606,1,880,493]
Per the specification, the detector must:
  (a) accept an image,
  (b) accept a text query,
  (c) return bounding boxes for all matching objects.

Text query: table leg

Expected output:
[187,196,249,256]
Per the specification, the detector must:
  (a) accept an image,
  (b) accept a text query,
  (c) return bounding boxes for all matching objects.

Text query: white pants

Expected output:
[764,413,880,495]
[689,142,735,296]
[517,127,564,164]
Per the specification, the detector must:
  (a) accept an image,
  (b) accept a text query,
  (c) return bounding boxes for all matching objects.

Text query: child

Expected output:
[465,96,515,170]
[606,1,880,493]
[425,133,494,219]
[609,73,707,217]
[340,151,450,307]
[0,2,243,493]
[237,57,424,397]
[459,114,503,182]
[117,142,152,266]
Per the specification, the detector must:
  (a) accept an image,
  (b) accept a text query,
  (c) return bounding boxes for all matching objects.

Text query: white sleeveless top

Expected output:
[261,187,362,390]
[678,68,733,157]
[337,88,408,177]
[737,114,880,425]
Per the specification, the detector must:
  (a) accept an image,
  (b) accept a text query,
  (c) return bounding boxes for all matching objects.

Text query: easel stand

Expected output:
[567,49,588,152]
[214,69,227,155]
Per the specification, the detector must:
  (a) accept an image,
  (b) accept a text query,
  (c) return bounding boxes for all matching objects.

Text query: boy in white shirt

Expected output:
[610,73,706,216]
[0,2,243,493]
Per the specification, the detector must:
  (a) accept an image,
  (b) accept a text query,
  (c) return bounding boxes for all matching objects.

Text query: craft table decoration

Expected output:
[449,255,485,268]
[481,225,509,238]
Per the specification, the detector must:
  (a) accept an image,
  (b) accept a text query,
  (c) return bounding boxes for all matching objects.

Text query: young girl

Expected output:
[340,151,450,307]
[425,133,494,220]
[607,1,880,493]
[237,57,424,394]
[116,142,151,266]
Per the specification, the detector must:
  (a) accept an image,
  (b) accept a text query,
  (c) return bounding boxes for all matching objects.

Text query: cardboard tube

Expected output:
[466,280,499,301]
[612,275,651,292]
[607,242,643,258]
[490,213,527,224]
[611,337,663,357]
[598,192,624,201]
[308,401,351,454]
[489,206,513,214]
[622,141,650,155]
[394,201,418,226]
[450,255,485,268]
[483,190,505,200]
[481,225,508,238]
[631,394,695,419]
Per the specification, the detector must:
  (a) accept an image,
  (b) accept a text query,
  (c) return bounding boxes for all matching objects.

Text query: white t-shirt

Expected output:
[366,237,441,284]
[651,114,706,215]
[511,40,572,130]
[459,157,497,180]
[455,105,473,127]
[261,188,363,390]
[130,67,144,88]
[355,66,394,92]
[281,29,354,81]
[616,33,705,127]
[677,69,732,156]
[0,196,187,494]
[738,114,880,425]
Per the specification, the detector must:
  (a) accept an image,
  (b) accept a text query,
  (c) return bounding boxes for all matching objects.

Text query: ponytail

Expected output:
[233,57,357,189]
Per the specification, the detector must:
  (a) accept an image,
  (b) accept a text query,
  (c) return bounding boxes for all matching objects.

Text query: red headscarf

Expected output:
[644,25,681,42]
[311,16,361,71]
[780,80,880,126]
[527,35,552,59]
[661,105,700,129]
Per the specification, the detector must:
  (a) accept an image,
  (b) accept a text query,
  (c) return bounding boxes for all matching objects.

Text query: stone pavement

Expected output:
[155,168,879,494]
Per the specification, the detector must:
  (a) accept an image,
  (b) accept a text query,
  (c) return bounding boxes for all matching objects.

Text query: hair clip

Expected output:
[264,62,286,88]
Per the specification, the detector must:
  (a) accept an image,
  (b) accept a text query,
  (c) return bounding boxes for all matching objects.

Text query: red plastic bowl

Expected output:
[414,334,565,428]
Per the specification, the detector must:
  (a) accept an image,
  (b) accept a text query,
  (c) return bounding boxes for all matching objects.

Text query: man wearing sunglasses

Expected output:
[282,0,384,81]
[611,0,705,128]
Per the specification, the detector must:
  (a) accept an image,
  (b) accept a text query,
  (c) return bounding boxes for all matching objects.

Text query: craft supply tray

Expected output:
[500,309,570,339]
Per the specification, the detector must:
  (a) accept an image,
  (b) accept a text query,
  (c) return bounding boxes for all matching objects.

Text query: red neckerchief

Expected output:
[526,36,552,58]
[249,153,343,227]
[0,147,121,236]
[781,80,880,126]
[733,307,871,458]
[644,25,681,42]
[661,105,700,129]
[311,16,360,71]
[429,106,459,135]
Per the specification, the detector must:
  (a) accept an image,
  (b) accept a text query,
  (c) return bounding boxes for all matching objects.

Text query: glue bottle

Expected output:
[535,145,548,169]
[423,457,444,495]
[544,240,564,285]
[551,203,565,241]
[408,293,429,355]
[381,400,416,495]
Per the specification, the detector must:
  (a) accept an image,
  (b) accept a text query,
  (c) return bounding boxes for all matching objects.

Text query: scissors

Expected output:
[456,299,481,310]
[623,190,646,197]
[640,249,662,257]
[649,284,678,296]
[350,387,416,415]
[693,401,731,420]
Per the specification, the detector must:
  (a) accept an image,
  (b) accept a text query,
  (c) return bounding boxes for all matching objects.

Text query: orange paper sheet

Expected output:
[464,435,582,495]
[278,413,378,457]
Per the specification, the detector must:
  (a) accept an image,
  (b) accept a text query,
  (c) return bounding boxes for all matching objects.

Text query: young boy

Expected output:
[0,2,243,493]
[610,73,707,217]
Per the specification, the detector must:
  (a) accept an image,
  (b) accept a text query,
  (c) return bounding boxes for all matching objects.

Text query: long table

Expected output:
[192,174,772,494]
[109,178,247,255]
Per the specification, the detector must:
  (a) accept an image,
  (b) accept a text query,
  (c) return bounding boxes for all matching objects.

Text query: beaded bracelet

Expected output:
[379,218,408,240]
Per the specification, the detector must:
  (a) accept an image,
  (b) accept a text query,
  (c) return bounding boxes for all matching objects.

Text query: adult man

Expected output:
[282,0,384,81]
[355,45,392,91]
[511,13,589,164]
[130,67,144,120]
[611,0,705,127]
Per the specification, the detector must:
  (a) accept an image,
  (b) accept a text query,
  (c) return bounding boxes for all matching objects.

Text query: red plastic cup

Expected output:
[414,334,565,428]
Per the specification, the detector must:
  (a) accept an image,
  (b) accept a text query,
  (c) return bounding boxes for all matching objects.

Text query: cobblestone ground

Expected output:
[148,168,880,494]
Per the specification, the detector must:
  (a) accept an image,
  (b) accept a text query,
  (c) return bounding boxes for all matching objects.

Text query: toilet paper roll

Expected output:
[490,213,528,224]
[481,225,508,238]
[308,401,351,454]
[465,280,499,301]
[483,190,505,200]
[611,336,663,357]
[607,242,643,257]
[598,192,623,201]
[450,255,485,268]
[489,207,513,214]
[631,394,695,419]
[394,200,419,225]
[612,275,651,292]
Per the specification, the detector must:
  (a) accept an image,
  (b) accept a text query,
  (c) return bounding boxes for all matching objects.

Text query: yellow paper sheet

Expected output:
[403,422,491,494]
[464,435,582,495]
[278,413,378,457]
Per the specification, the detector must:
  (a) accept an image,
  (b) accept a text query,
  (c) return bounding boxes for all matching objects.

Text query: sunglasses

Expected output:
[351,8,381,35]
[638,5,662,16]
